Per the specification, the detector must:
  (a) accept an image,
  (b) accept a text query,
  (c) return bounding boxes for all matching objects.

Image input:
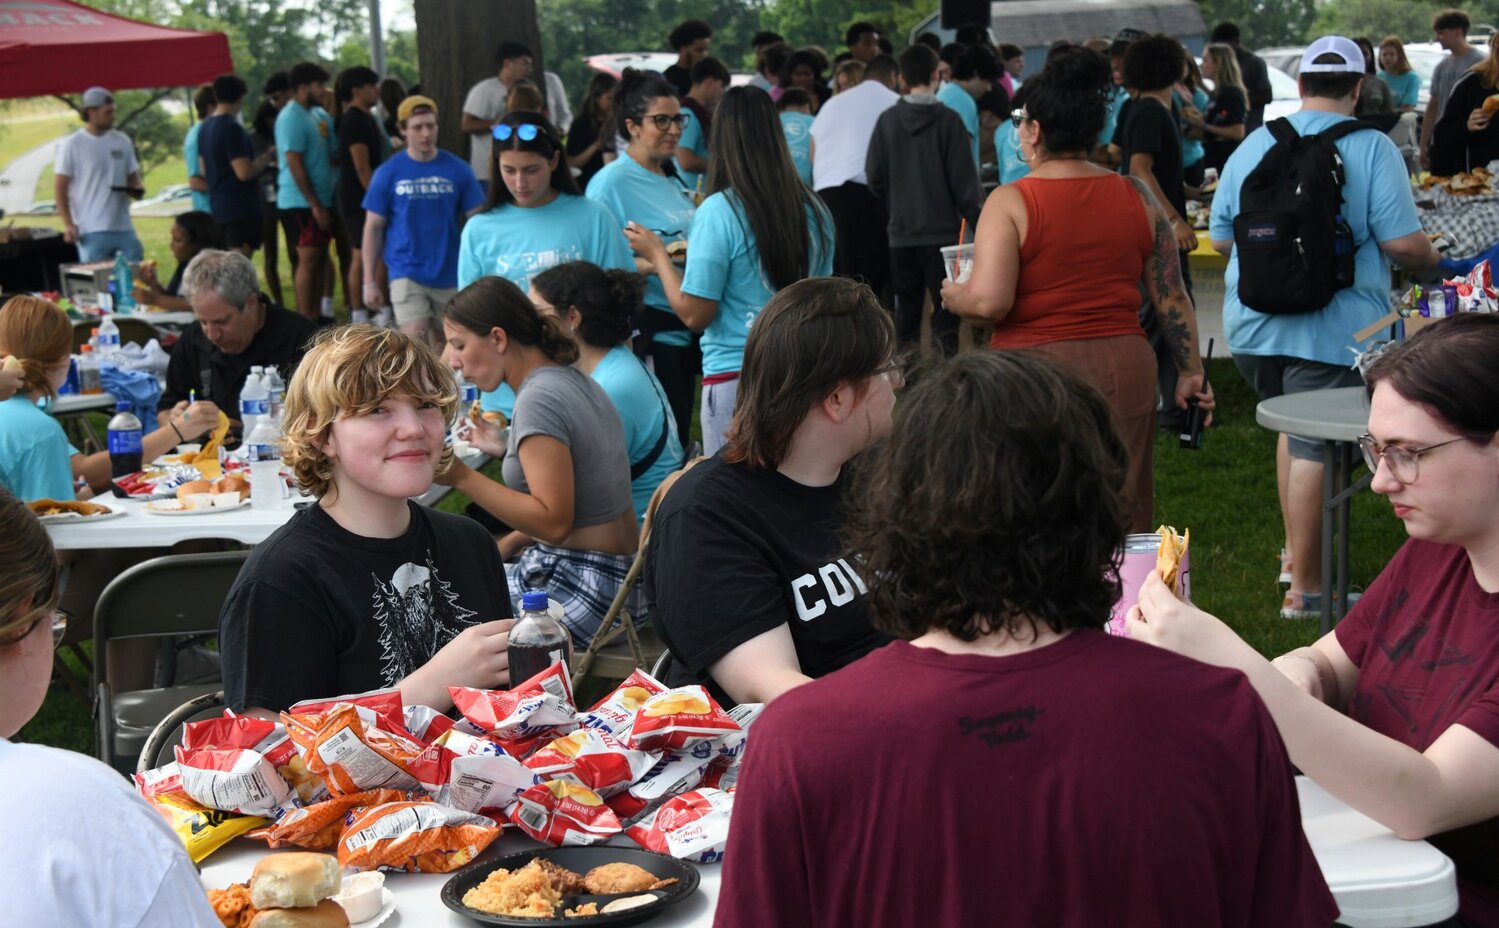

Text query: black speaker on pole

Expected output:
[941,0,990,31]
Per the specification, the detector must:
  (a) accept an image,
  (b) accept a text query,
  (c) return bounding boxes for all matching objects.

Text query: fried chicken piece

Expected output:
[461,860,562,918]
[534,858,588,895]
[582,862,680,894]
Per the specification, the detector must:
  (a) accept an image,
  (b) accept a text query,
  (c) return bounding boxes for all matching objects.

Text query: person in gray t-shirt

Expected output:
[1421,9,1489,169]
[440,275,644,646]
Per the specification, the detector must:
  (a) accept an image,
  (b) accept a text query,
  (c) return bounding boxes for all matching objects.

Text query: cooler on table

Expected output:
[60,260,119,305]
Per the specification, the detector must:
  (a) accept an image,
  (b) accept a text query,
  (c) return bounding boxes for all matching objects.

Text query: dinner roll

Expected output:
[1485,94,1499,114]
[249,852,342,909]
[247,899,351,928]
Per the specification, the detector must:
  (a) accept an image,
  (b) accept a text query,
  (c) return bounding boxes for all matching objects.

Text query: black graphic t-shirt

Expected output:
[642,453,889,704]
[1335,538,1499,912]
[221,502,513,711]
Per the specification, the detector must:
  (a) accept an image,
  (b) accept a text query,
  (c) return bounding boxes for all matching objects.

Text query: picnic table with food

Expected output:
[1415,164,1499,261]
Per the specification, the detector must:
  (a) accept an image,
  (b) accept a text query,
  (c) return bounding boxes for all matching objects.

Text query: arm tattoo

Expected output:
[1162,305,1195,370]
[1131,174,1196,371]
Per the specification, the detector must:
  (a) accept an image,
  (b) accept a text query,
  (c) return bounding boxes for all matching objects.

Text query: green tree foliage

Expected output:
[1312,0,1439,43]
[1196,0,1317,47]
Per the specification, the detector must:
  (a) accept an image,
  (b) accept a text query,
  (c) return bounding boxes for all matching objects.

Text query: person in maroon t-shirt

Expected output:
[717,350,1335,928]
[1132,314,1499,922]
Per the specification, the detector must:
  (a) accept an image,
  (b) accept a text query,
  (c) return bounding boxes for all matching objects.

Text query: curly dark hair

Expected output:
[844,350,1130,641]
[1122,34,1186,92]
[530,261,645,350]
[1024,45,1112,155]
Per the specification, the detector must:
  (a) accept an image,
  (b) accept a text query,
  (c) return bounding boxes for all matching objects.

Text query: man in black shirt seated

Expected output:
[644,277,897,705]
[159,249,318,429]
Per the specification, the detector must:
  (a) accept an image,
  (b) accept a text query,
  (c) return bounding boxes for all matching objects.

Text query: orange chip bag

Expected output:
[337,800,501,873]
[626,686,741,753]
[250,788,410,850]
[508,780,623,846]
[296,704,424,796]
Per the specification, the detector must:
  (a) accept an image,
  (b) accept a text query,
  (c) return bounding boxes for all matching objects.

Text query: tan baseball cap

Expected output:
[396,94,437,123]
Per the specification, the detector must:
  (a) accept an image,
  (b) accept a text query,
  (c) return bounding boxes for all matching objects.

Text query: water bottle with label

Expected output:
[239,371,267,438]
[113,252,136,312]
[106,400,143,496]
[96,315,121,361]
[507,590,572,685]
[246,416,282,510]
[263,367,286,423]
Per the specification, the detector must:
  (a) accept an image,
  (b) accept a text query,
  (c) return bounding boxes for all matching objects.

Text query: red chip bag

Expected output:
[509,780,623,846]
[296,704,424,796]
[338,800,500,872]
[175,713,300,816]
[626,788,734,863]
[626,686,741,753]
[404,704,456,744]
[605,750,711,824]
[285,688,409,735]
[449,662,577,737]
[523,728,658,797]
[251,788,410,850]
[581,669,667,738]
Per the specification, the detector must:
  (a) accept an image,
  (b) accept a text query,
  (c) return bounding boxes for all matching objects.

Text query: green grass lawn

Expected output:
[16,358,1409,758]
[0,112,76,168]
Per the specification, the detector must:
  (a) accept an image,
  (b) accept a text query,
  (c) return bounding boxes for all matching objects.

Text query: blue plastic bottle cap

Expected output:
[116,400,130,411]
[521,590,549,611]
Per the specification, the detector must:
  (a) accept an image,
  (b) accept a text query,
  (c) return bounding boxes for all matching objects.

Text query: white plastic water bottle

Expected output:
[246,416,282,510]
[239,371,267,438]
[263,367,286,423]
[96,315,121,361]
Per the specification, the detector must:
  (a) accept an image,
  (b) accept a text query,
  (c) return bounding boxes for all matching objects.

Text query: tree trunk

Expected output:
[413,0,544,161]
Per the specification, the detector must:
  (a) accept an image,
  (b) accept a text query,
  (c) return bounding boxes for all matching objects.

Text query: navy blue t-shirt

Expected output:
[199,114,261,224]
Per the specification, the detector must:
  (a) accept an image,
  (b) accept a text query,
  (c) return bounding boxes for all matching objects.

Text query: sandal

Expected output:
[1280,589,1363,621]
[1278,548,1293,586]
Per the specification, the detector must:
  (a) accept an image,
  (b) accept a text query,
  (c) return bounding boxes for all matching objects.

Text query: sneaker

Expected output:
[1280,590,1363,621]
[1278,548,1293,585]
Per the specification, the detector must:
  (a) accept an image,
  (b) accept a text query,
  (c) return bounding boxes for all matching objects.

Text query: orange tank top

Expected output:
[990,173,1154,350]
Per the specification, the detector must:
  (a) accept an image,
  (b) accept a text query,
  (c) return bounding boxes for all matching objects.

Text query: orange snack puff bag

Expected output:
[298,704,424,796]
[626,686,741,753]
[509,780,623,846]
[251,788,410,850]
[337,800,501,872]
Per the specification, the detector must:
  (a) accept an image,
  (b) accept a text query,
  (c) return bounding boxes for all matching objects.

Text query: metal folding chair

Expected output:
[136,690,225,774]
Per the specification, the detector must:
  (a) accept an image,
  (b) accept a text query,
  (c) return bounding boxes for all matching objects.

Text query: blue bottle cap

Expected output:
[115,400,130,411]
[521,591,549,611]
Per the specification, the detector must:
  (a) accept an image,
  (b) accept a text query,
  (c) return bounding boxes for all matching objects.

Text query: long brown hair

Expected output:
[1472,33,1499,90]
[0,295,72,399]
[0,486,61,642]
[444,275,580,366]
[723,277,894,470]
[482,111,579,212]
[1378,35,1411,75]
[706,87,832,291]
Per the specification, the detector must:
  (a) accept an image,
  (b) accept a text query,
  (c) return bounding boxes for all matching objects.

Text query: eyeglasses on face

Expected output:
[1010,109,1029,128]
[1356,433,1465,484]
[642,113,688,131]
[0,609,67,649]
[873,361,906,389]
[492,122,541,142]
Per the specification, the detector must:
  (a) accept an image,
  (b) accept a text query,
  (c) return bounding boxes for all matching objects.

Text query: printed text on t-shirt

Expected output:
[958,706,1045,748]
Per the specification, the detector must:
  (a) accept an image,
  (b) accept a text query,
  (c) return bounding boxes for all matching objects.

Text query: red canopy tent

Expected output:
[0,0,231,99]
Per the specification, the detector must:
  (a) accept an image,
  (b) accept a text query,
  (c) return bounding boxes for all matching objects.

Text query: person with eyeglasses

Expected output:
[941,46,1213,533]
[0,487,222,926]
[644,277,897,707]
[459,112,633,423]
[625,87,836,455]
[585,69,700,446]
[1129,314,1499,924]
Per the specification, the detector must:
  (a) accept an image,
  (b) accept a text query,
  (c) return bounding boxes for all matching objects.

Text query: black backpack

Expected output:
[1232,118,1376,315]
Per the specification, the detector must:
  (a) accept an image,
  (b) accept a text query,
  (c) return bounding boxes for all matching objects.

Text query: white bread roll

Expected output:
[247,899,351,928]
[249,853,342,910]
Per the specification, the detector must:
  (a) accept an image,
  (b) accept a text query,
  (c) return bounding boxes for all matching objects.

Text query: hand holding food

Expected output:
[1126,571,1256,670]
[622,221,668,262]
[0,355,23,402]
[180,400,226,440]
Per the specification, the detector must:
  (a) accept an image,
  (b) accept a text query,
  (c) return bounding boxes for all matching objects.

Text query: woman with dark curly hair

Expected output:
[716,349,1338,928]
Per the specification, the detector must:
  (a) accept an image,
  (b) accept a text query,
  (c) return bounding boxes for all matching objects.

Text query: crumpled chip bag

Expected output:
[626,788,735,864]
[134,763,262,862]
[403,704,456,744]
[284,702,424,796]
[248,788,411,850]
[606,750,712,824]
[449,661,578,747]
[337,800,500,873]
[578,669,668,739]
[174,713,300,816]
[410,728,542,816]
[625,686,742,753]
[523,727,658,798]
[509,780,623,846]
[711,703,764,767]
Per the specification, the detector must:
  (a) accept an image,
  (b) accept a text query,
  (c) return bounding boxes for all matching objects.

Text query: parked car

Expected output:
[585,52,753,87]
[26,199,56,214]
[129,183,193,215]
[1257,42,1478,110]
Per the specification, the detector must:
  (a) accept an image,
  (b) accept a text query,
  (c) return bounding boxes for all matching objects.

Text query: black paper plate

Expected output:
[441,845,701,926]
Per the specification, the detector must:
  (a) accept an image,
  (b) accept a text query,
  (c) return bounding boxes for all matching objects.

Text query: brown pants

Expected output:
[1020,334,1158,533]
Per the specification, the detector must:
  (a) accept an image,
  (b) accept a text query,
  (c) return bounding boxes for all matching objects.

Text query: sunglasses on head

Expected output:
[493,122,542,142]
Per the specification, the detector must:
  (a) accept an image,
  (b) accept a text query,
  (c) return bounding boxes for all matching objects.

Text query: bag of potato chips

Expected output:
[626,686,741,753]
[508,780,623,846]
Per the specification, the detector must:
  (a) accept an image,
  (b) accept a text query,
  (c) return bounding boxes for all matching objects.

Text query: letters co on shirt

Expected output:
[792,558,868,622]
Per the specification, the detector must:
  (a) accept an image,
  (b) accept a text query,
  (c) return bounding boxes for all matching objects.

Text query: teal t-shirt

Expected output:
[1177,86,1209,168]
[1380,70,1421,109]
[184,123,210,213]
[275,101,336,209]
[585,155,697,347]
[1210,111,1421,366]
[676,108,708,197]
[681,189,834,377]
[993,120,1030,185]
[1102,85,1129,149]
[0,396,77,502]
[780,112,815,184]
[460,193,633,418]
[590,345,684,522]
[936,82,980,167]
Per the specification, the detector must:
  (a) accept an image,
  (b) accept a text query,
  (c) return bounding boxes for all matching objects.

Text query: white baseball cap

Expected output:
[81,87,114,108]
[1299,36,1365,73]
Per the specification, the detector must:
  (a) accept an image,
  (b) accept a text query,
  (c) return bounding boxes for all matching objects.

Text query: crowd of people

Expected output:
[7,9,1499,925]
